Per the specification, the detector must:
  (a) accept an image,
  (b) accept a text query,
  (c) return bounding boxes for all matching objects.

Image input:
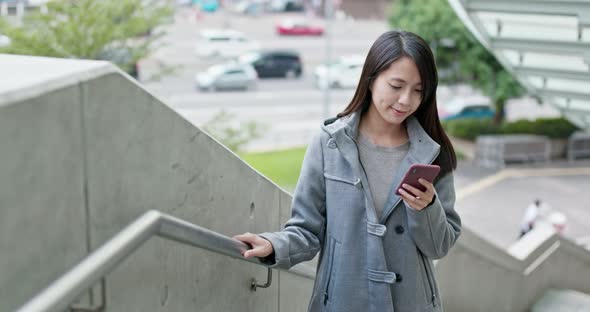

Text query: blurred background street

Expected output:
[140,6,560,151]
[134,5,590,251]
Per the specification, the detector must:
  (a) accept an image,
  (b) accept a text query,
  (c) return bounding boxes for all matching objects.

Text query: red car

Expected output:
[276,19,324,36]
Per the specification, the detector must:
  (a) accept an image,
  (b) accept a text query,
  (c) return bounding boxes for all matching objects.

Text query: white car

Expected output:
[314,55,364,89]
[0,34,11,48]
[231,0,267,15]
[195,29,260,58]
[195,63,258,92]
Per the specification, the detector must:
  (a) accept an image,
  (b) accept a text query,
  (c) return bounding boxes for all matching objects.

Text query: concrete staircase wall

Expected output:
[0,54,313,312]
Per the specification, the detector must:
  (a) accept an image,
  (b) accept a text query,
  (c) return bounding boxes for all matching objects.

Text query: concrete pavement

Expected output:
[454,158,590,251]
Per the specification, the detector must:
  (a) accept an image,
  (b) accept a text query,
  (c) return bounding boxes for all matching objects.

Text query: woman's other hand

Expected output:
[233,232,274,259]
[398,178,435,211]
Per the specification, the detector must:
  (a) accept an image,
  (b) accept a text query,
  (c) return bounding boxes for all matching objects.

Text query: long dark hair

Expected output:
[338,30,457,176]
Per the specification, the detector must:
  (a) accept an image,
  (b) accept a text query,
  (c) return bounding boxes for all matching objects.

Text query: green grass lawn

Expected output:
[240,146,307,192]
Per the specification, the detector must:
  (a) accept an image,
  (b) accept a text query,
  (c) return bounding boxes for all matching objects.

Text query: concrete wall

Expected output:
[81,73,315,311]
[0,84,87,311]
[0,55,313,311]
[436,226,590,312]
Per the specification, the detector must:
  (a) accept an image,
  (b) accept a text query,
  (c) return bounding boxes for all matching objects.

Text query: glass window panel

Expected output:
[571,100,590,111]
[550,98,590,111]
[526,76,544,88]
[500,50,587,71]
[553,97,568,107]
[546,79,590,94]
[476,12,578,41]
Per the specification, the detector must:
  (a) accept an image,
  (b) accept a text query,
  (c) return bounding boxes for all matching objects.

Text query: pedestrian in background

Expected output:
[519,198,553,238]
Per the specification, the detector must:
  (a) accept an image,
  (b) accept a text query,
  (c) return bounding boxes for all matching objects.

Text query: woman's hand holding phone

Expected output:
[398,178,436,211]
[395,164,440,211]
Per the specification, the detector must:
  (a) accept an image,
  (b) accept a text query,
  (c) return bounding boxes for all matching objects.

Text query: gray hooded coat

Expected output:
[259,112,461,312]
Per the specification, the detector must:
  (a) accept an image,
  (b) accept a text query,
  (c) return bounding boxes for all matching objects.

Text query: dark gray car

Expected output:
[239,50,302,79]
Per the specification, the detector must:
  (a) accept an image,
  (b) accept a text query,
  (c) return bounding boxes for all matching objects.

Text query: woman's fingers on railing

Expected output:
[232,232,274,259]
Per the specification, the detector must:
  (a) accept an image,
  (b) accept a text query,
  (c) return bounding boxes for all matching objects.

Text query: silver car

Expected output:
[0,33,11,48]
[196,63,258,92]
[314,55,364,89]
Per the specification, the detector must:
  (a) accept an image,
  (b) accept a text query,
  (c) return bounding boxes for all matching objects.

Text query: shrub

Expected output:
[443,117,580,141]
[442,118,499,141]
[499,119,533,135]
[516,118,578,139]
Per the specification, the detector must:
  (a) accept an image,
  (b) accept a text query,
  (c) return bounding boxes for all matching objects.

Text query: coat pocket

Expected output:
[323,173,361,186]
[419,251,437,308]
[323,235,341,307]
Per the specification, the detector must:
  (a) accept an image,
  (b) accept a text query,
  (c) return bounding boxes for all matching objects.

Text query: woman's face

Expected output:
[369,56,423,125]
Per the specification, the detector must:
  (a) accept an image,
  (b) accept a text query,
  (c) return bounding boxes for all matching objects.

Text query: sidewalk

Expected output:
[454,157,590,250]
[449,127,590,249]
[449,135,476,160]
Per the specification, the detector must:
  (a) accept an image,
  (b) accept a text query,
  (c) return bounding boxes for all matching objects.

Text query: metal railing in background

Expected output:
[16,210,315,312]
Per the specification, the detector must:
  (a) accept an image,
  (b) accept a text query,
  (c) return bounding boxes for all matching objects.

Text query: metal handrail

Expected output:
[16,210,309,312]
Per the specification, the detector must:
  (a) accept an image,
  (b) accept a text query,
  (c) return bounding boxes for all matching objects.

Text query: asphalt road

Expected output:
[142,8,391,150]
[454,161,590,250]
[142,8,560,152]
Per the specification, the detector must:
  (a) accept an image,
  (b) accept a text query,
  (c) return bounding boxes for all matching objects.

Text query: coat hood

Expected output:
[321,112,441,165]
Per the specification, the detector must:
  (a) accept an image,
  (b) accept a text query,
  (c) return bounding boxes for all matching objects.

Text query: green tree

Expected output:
[389,0,525,123]
[0,0,173,77]
[202,110,266,153]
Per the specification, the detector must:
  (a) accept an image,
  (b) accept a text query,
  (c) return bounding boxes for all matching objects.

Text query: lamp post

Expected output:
[323,0,333,120]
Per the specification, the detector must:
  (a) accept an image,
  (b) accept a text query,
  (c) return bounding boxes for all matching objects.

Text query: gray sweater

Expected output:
[357,132,409,218]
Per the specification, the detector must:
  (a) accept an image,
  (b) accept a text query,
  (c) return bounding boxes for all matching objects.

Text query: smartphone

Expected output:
[394,164,441,196]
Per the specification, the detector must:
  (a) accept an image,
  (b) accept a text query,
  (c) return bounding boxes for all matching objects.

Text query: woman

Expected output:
[234,30,461,312]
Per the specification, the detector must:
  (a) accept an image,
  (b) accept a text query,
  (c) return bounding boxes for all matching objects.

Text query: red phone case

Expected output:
[395,164,441,196]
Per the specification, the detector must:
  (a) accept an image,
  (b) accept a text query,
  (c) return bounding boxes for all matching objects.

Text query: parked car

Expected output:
[195,62,258,91]
[239,50,302,78]
[0,33,11,48]
[438,96,495,121]
[231,0,268,15]
[270,0,304,12]
[314,55,364,89]
[0,0,50,8]
[276,19,323,36]
[195,29,260,58]
[192,0,219,12]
